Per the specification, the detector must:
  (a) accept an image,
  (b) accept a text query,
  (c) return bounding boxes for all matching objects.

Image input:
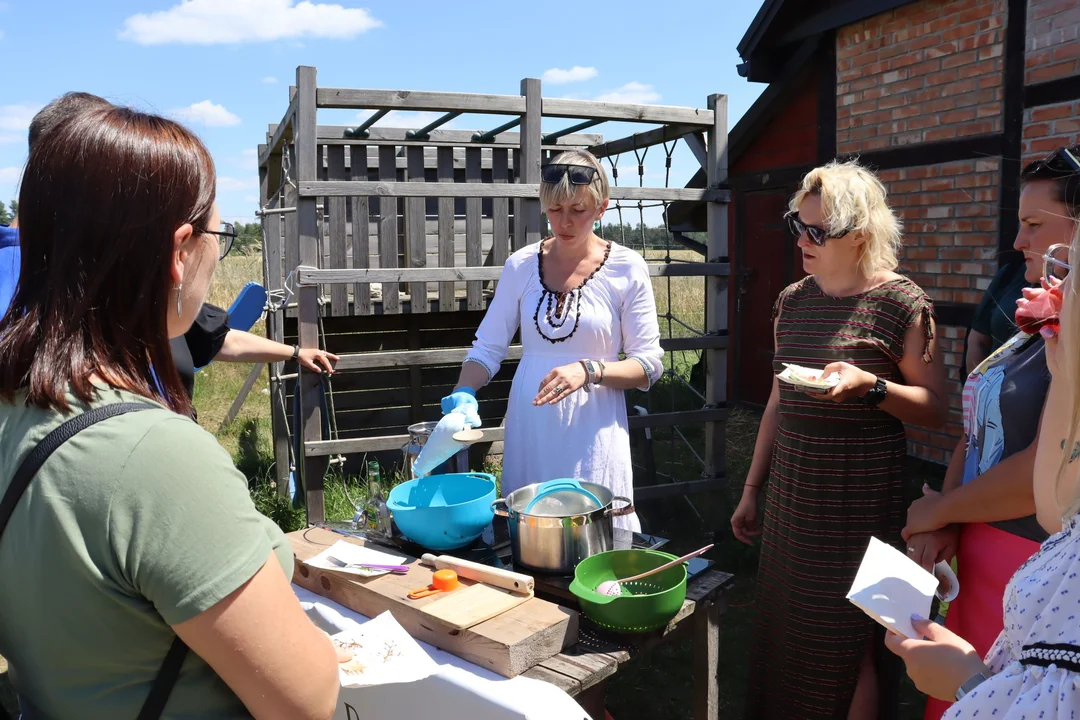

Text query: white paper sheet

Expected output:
[331,611,441,688]
[305,539,409,578]
[846,537,940,639]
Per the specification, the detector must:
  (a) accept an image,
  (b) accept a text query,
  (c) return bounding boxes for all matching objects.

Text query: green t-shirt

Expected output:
[0,385,292,719]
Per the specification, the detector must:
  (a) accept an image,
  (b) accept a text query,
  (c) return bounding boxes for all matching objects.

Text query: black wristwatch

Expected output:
[860,377,887,407]
[292,345,301,361]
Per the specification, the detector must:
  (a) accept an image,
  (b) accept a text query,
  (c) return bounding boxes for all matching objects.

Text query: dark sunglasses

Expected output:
[541,164,599,185]
[199,221,238,260]
[1043,145,1080,175]
[786,212,849,247]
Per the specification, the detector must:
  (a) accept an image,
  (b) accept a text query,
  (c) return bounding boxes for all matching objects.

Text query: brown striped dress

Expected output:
[745,275,934,720]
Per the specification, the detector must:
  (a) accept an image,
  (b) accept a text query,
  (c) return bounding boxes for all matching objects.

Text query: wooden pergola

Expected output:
[258,66,732,524]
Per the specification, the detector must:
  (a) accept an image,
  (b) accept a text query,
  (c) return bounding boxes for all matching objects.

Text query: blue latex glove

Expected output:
[441,388,481,428]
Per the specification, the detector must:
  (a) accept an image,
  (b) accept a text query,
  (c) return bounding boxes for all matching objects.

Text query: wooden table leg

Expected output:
[575,679,609,720]
[692,597,721,720]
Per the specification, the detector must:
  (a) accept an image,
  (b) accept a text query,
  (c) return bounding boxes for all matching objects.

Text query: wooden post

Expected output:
[378,145,401,313]
[261,160,291,495]
[296,65,325,524]
[704,93,729,491]
[516,78,542,250]
[692,597,721,720]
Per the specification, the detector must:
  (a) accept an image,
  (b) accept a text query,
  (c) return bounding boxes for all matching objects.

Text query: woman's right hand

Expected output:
[731,486,764,545]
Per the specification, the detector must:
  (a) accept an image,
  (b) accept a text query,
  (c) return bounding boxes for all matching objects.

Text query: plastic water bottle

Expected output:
[412,413,467,477]
[367,461,392,538]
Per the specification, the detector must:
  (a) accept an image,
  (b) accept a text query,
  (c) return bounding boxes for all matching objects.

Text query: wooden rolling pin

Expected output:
[420,553,535,595]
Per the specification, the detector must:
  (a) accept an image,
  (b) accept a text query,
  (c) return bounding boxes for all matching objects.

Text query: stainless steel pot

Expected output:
[492,481,634,574]
[402,421,470,478]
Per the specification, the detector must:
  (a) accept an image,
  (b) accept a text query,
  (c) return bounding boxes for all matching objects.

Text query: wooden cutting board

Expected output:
[421,582,531,630]
[289,527,578,678]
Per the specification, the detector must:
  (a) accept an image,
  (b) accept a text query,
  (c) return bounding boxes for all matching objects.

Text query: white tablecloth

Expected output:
[292,585,591,720]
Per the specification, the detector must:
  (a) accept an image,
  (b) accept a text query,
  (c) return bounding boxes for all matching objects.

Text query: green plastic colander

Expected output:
[569,549,687,634]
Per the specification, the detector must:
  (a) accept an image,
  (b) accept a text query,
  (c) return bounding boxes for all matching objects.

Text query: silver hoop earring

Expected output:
[175,284,183,318]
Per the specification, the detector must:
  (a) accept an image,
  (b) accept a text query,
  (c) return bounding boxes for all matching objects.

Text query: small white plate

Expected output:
[777,363,841,392]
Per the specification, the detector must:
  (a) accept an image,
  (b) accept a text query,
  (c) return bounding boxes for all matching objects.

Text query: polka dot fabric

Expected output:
[945,512,1080,718]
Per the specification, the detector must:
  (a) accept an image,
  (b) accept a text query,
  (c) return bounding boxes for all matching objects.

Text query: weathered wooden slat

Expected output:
[349,143,371,315]
[436,147,456,312]
[405,146,428,312]
[685,132,709,171]
[542,97,714,126]
[326,145,349,316]
[297,180,729,203]
[316,88,526,114]
[305,408,726,456]
[512,148,524,251]
[258,94,299,167]
[336,345,525,372]
[261,170,291,493]
[490,148,510,279]
[519,79,543,248]
[267,124,603,149]
[588,123,700,161]
[297,262,729,285]
[284,180,299,290]
[377,145,400,314]
[465,147,483,310]
[705,93,729,494]
[295,65,325,524]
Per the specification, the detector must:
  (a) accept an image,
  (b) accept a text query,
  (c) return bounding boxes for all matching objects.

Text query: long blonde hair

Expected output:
[790,159,902,277]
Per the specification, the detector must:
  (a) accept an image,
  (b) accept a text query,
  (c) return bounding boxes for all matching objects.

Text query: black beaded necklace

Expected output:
[533,238,612,344]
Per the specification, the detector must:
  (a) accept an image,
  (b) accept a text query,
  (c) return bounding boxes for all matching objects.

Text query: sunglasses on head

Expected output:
[1042,146,1080,175]
[541,164,599,185]
[786,212,850,247]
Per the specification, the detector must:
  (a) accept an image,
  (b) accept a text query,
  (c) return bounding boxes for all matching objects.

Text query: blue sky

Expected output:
[0,0,766,225]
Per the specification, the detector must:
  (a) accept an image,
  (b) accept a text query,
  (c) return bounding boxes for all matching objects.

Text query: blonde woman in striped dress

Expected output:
[731,160,949,719]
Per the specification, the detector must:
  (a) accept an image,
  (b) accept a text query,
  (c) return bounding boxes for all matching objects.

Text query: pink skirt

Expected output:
[922,522,1040,720]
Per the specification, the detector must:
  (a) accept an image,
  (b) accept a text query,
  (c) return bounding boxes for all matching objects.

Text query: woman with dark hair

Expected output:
[0,106,342,718]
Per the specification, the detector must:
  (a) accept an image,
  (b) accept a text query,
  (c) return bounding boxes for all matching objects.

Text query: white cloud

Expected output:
[171,100,241,127]
[217,176,258,191]
[354,110,461,130]
[0,102,42,132]
[262,76,278,84]
[119,0,382,45]
[542,66,598,84]
[595,82,660,104]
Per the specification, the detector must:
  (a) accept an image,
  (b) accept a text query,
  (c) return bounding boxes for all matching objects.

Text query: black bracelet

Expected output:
[292,345,301,361]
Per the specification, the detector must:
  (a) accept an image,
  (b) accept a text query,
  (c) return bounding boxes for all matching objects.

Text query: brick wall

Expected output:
[837,0,1005,155]
[877,159,1002,461]
[1026,0,1080,84]
[1023,101,1080,163]
[835,0,1010,464]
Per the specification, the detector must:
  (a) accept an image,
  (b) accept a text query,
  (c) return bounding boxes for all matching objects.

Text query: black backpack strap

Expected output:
[135,636,189,720]
[0,402,153,535]
[0,401,190,720]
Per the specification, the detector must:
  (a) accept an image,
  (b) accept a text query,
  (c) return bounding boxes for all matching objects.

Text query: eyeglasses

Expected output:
[199,221,237,260]
[1043,243,1073,283]
[785,212,850,247]
[541,164,599,185]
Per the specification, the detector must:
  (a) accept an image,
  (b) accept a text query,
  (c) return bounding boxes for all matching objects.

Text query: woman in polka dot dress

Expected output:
[886,226,1080,718]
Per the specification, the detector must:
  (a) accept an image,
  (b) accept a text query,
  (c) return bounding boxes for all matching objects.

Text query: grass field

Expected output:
[0,248,937,719]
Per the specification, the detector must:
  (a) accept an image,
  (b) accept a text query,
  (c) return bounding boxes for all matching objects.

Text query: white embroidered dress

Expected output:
[464,241,664,531]
[945,509,1080,719]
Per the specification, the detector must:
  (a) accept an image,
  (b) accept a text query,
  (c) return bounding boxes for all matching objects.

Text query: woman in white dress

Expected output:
[442,149,664,531]
[885,224,1080,717]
